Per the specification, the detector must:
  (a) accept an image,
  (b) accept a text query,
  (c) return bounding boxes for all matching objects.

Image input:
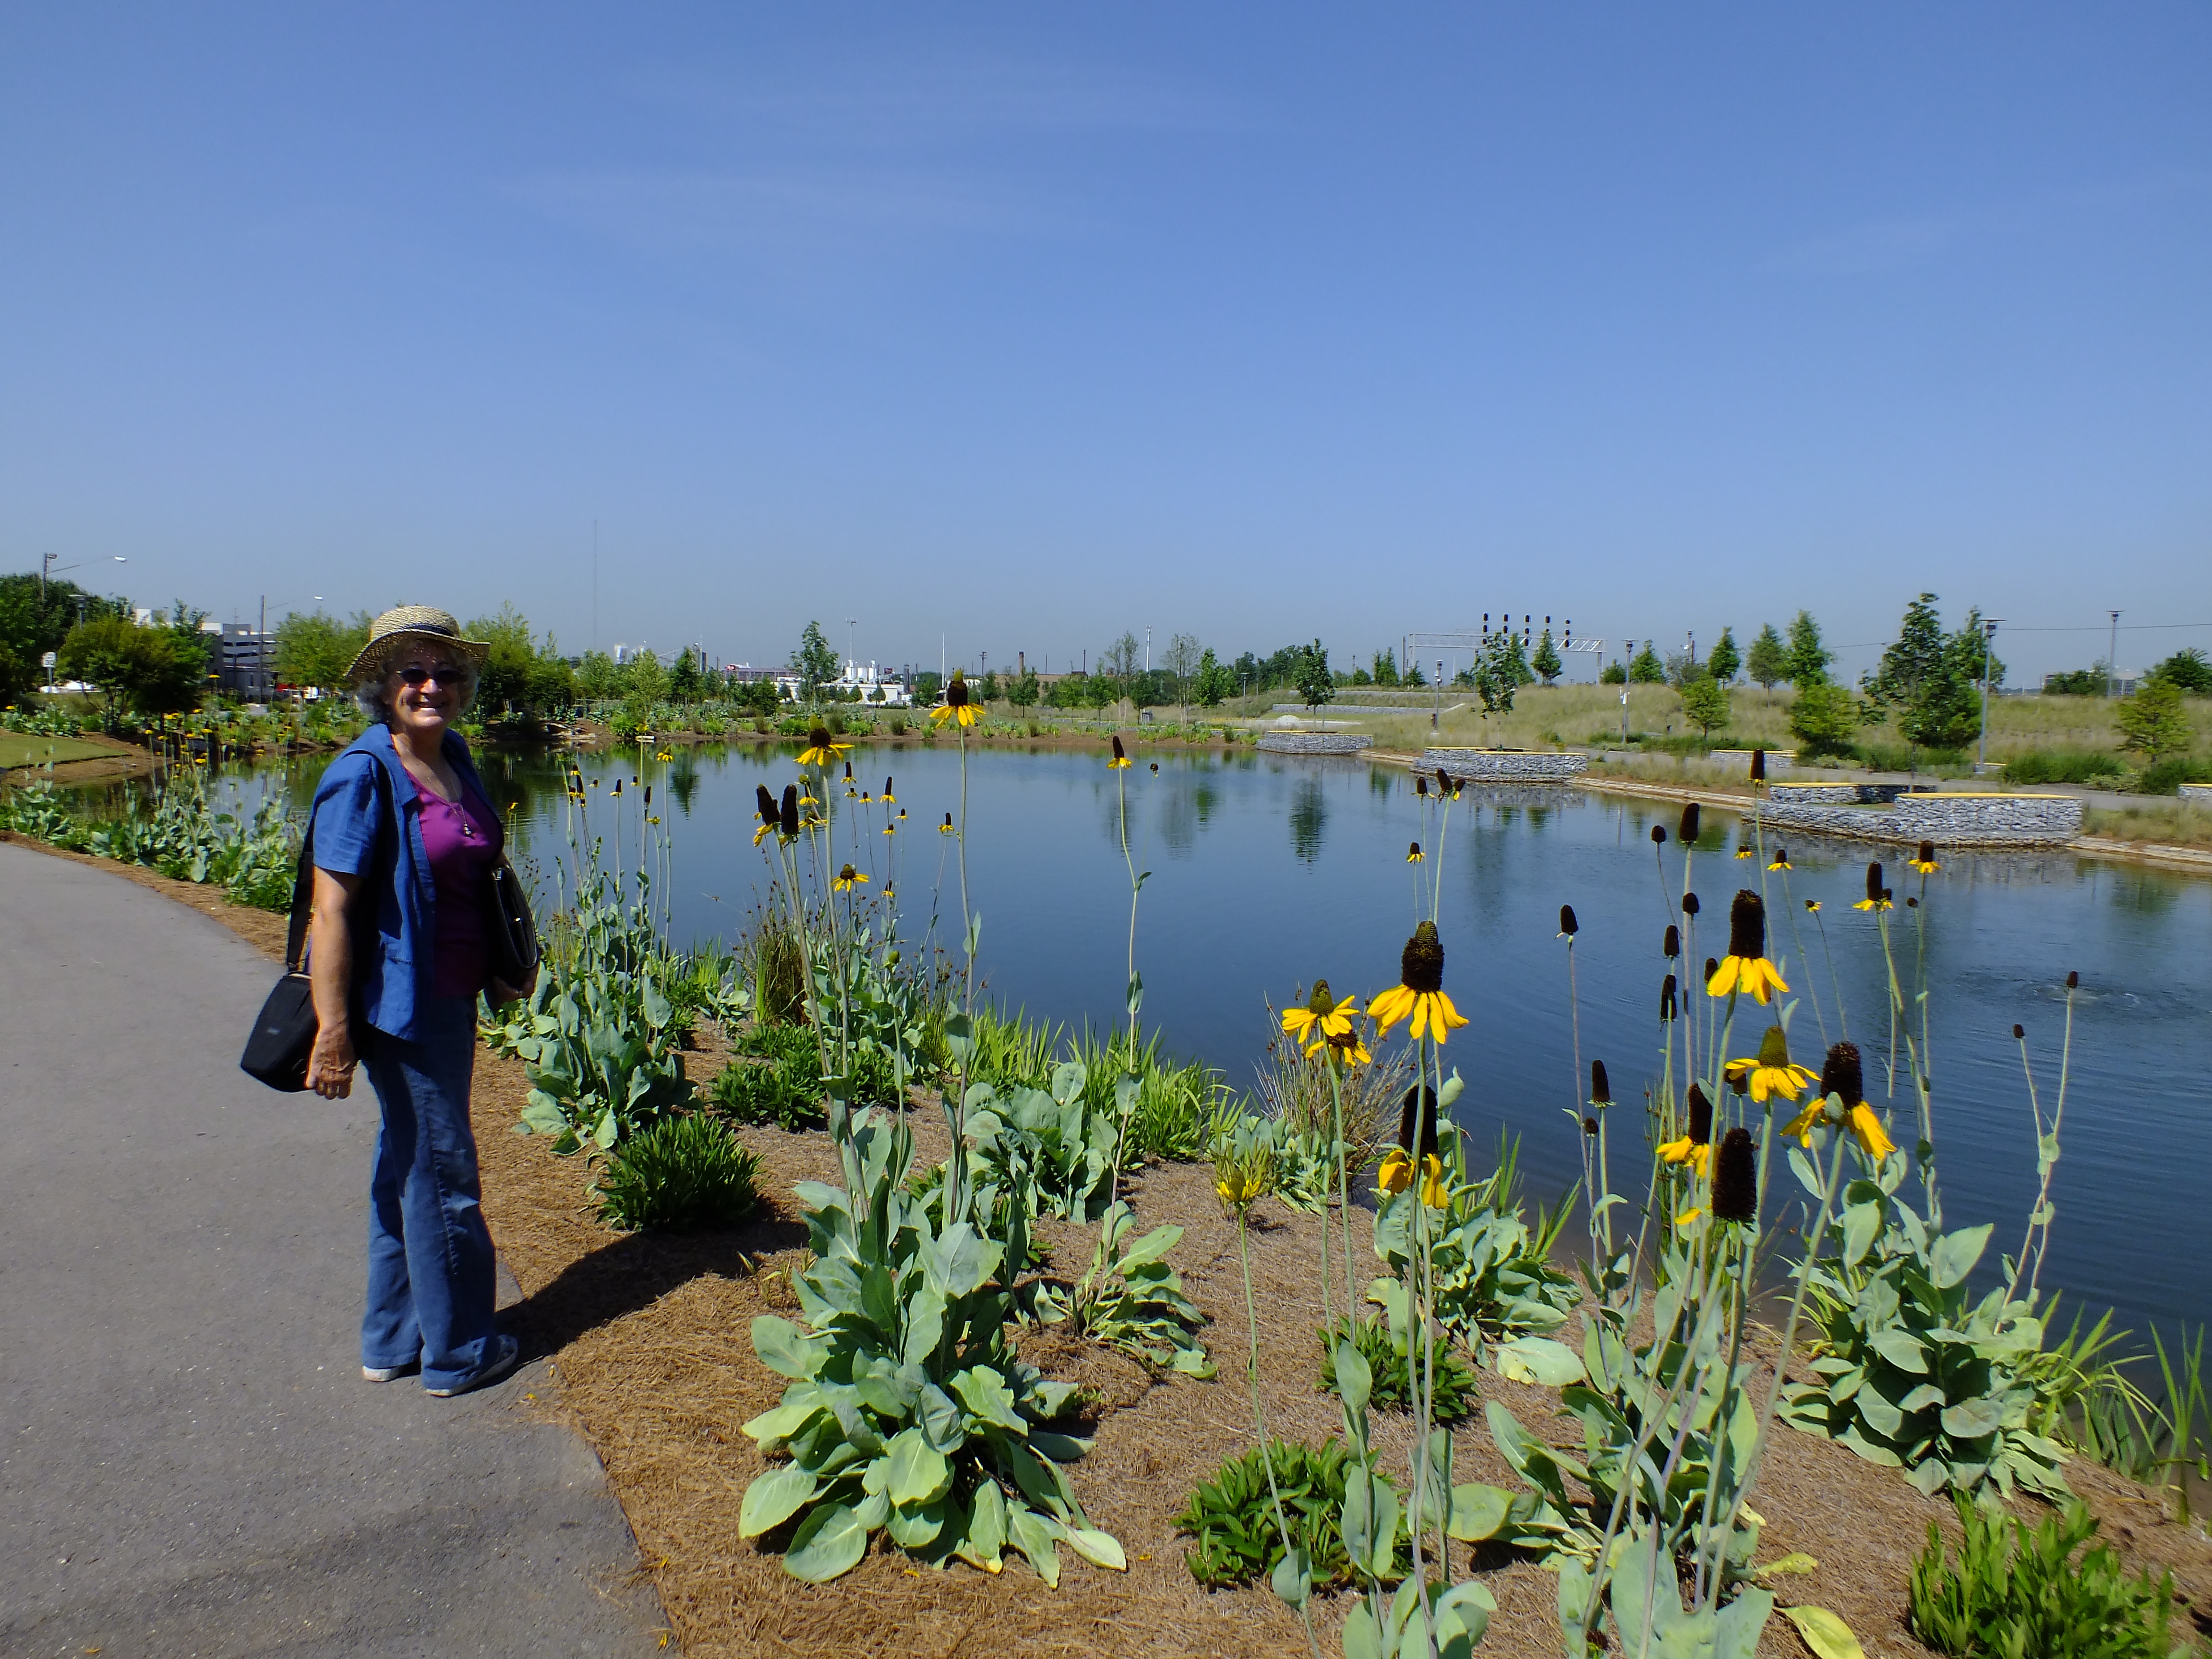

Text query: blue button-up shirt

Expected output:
[310,723,495,1041]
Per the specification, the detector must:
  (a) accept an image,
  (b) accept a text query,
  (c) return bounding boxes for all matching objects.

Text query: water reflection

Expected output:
[1289,776,1326,863]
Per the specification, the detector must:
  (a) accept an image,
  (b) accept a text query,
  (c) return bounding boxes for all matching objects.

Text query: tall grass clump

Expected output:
[594,1114,763,1232]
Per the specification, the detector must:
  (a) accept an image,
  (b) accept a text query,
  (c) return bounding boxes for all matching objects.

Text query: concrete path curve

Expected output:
[0,843,666,1658]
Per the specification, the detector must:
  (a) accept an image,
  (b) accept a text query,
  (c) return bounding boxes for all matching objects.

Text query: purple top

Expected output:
[412,770,503,998]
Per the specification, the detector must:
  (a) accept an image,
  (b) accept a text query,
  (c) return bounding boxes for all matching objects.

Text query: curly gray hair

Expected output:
[353,659,481,724]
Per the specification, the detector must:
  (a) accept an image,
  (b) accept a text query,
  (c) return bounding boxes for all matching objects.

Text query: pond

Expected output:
[218,737,2212,1341]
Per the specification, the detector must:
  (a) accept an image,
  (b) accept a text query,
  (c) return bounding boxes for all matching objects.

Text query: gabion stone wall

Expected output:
[1757,791,2082,847]
[1255,731,1375,754]
[1416,748,1589,781]
[2179,783,2212,805]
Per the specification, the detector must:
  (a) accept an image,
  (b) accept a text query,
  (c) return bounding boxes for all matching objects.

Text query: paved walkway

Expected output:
[0,843,666,1658]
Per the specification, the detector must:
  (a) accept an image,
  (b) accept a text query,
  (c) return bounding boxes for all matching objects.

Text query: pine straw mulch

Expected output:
[465,1041,2212,1659]
[14,832,2205,1657]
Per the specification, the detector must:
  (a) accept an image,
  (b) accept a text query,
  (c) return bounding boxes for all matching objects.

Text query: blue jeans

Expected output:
[361,996,499,1389]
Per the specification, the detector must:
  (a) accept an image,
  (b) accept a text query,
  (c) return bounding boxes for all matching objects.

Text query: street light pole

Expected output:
[2107,611,2121,697]
[1976,617,2002,769]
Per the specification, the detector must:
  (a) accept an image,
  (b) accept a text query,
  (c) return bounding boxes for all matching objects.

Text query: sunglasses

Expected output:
[396,664,462,687]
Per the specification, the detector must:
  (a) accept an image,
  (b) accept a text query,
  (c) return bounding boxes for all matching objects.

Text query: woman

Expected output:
[304,606,532,1397]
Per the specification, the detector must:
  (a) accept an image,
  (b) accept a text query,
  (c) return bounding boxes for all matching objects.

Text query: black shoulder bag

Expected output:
[483,855,540,992]
[240,760,390,1093]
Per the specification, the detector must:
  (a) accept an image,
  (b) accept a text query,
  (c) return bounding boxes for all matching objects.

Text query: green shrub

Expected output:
[2004,749,2125,785]
[593,1113,763,1231]
[1176,1438,1404,1590]
[1909,1494,2186,1659]
[1857,741,1968,772]
[711,1023,897,1129]
[1319,1314,1478,1423]
[2137,757,2208,797]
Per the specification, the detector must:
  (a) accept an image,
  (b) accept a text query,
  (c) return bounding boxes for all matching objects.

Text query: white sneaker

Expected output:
[425,1335,522,1398]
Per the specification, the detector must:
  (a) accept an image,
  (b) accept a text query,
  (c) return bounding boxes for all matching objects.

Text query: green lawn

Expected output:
[0,732,116,769]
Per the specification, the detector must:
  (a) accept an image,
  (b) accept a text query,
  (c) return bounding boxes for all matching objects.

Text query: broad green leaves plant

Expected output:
[741,1108,1123,1586]
[1065,1202,1212,1377]
[1781,1153,2069,1503]
[1320,1286,1479,1423]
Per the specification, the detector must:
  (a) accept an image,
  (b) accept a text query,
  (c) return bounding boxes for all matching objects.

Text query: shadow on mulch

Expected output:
[506,1206,809,1358]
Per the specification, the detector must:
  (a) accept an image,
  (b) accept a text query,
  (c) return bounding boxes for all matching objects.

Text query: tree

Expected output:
[667,649,702,703]
[273,609,367,690]
[1744,623,1788,689]
[1402,660,1426,687]
[56,615,204,726]
[577,650,620,700]
[978,669,1000,702]
[1681,674,1731,737]
[2115,678,2193,765]
[1628,643,1666,684]
[624,647,668,703]
[1008,668,1040,709]
[1294,640,1334,709]
[1098,631,1142,709]
[1599,659,1627,685]
[1663,649,1701,691]
[1784,612,1833,687]
[1863,594,1988,755]
[2043,666,2105,696]
[1864,594,1947,711]
[795,621,839,702]
[1706,626,1740,686]
[1161,632,1202,710]
[2148,648,2212,696]
[1371,646,1401,687]
[0,639,31,702]
[1471,628,1530,714]
[1788,681,1862,759]
[0,573,130,677]
[1531,626,1563,686]
[1194,647,1235,708]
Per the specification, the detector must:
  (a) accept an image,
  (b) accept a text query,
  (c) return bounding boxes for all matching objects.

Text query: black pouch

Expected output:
[240,828,321,1092]
[482,856,540,992]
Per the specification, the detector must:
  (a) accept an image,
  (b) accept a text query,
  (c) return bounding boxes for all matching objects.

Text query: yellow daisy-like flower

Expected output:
[939,812,955,834]
[881,778,895,804]
[657,749,673,761]
[1406,841,1423,863]
[1214,1143,1276,1212]
[832,864,867,892]
[1369,921,1471,1045]
[1707,890,1789,1003]
[1780,1041,1899,1158]
[1656,1082,1714,1177]
[1909,840,1940,875]
[753,822,774,847]
[1768,848,1791,871]
[1108,734,1131,769]
[931,672,981,728]
[1376,1148,1446,1204]
[797,725,850,767]
[1281,980,1358,1056]
[883,822,895,836]
[1853,861,1892,911]
[1804,899,1820,913]
[1724,1024,1817,1103]
[1325,1030,1373,1069]
[1735,844,1754,860]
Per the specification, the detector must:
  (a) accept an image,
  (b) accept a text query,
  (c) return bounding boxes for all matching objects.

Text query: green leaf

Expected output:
[1495,1336,1586,1386]
[1335,1340,1374,1417]
[957,1479,1008,1573]
[1753,1552,1818,1578]
[1064,1526,1126,1571]
[783,1500,870,1582]
[752,1316,828,1380]
[1446,1482,1511,1542]
[1778,1604,1866,1659]
[884,1427,952,1507]
[1840,1202,1881,1268]
[1929,1223,1992,1290]
[950,1366,1025,1432]
[739,1465,817,1537]
[1868,1328,1928,1375]
[1940,1396,2006,1441]
[886,1496,949,1549]
[1006,1503,1062,1587]
[1269,1546,1311,1608]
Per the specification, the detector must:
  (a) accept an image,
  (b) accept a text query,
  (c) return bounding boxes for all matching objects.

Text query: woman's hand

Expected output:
[308,1023,357,1098]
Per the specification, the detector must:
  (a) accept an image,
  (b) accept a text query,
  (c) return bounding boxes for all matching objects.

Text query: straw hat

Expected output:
[346,605,491,685]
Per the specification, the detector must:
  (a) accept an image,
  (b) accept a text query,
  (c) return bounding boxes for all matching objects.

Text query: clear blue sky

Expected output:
[4,5,2207,683]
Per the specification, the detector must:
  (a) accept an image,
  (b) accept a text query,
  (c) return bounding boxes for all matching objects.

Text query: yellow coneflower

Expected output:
[1664,924,1680,959]
[1416,776,1429,798]
[1909,840,1941,875]
[1768,847,1791,871]
[1108,734,1130,769]
[882,822,895,836]
[798,725,850,767]
[1407,841,1423,863]
[1804,898,1820,914]
[1782,1041,1897,1157]
[931,671,981,728]
[657,749,673,761]
[881,778,895,803]
[1214,1142,1276,1212]
[1374,1149,1449,1208]
[1369,921,1470,1044]
[1735,843,1754,860]
[1434,769,1462,800]
[1324,1028,1373,1069]
[1707,890,1789,1003]
[780,785,799,839]
[1725,1024,1817,1103]
[1558,905,1579,937]
[939,811,955,834]
[832,864,867,892]
[1590,1060,1611,1105]
[1853,861,1892,911]
[1657,1083,1715,1178]
[897,807,908,822]
[1150,762,1159,774]
[1281,980,1358,1056]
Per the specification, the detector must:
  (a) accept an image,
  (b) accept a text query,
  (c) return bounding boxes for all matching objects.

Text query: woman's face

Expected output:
[383,647,465,738]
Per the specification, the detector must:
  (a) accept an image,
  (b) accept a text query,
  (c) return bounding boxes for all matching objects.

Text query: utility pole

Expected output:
[259,594,267,701]
[2107,610,2121,697]
[592,520,599,655]
[1145,626,1152,672]
[1977,617,2002,769]
[845,616,857,672]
